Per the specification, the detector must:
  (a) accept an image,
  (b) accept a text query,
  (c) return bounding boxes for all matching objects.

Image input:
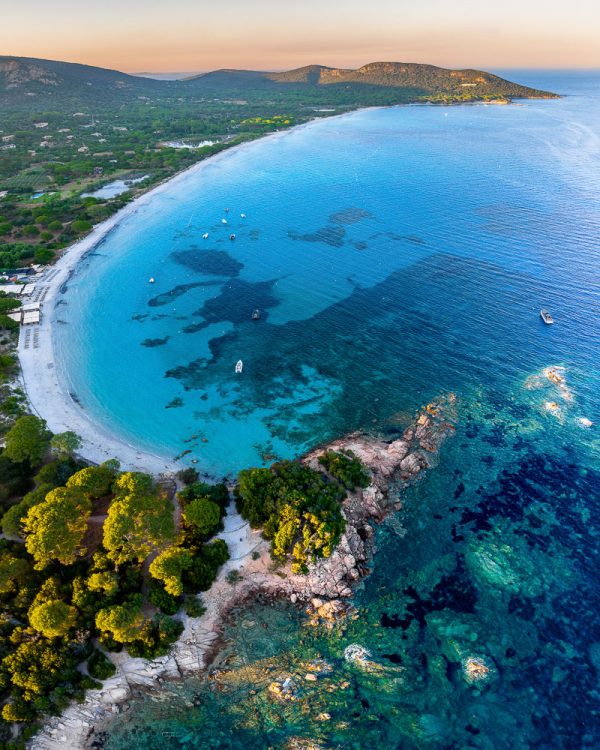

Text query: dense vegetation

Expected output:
[236,457,365,574]
[0,416,229,746]
[317,450,371,490]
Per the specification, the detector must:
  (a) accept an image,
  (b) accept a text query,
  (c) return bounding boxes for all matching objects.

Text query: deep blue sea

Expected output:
[59,71,600,749]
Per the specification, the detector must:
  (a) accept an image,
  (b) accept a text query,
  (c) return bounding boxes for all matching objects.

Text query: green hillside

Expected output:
[1,57,557,109]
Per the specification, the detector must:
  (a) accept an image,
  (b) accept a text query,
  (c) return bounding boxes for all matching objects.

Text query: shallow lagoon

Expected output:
[61,71,600,748]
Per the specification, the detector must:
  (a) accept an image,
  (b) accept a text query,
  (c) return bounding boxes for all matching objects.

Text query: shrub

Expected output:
[318,450,370,490]
[182,498,221,539]
[148,579,180,615]
[176,467,198,485]
[71,220,92,234]
[183,596,205,618]
[34,248,55,264]
[87,649,116,681]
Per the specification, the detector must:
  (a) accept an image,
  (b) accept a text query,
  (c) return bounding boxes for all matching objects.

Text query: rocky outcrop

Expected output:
[292,394,456,605]
[30,395,456,750]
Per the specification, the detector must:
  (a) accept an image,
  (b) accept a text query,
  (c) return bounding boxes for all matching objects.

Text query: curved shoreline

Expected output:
[16,97,521,475]
[16,117,354,474]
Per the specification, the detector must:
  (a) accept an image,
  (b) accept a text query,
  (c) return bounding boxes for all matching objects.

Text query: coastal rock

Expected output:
[29,396,456,750]
[399,451,427,479]
[344,644,372,665]
[268,676,299,701]
[462,655,497,685]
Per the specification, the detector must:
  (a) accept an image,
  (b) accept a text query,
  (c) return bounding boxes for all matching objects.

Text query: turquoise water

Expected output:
[60,71,600,748]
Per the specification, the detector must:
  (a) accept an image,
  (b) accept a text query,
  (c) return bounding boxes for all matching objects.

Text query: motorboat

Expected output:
[252,309,260,320]
[540,309,554,324]
[235,359,243,373]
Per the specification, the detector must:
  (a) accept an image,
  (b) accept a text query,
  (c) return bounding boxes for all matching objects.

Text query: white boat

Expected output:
[149,277,155,283]
[240,213,246,219]
[222,218,228,225]
[202,232,209,239]
[230,234,236,240]
[540,309,554,324]
[235,359,243,373]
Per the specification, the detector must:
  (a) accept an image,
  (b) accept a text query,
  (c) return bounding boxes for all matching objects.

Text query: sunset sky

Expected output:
[3,0,599,72]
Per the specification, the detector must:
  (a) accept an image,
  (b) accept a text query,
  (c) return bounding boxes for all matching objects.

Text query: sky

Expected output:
[2,0,599,73]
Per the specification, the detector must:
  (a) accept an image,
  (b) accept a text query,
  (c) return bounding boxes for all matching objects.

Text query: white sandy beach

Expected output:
[19,113,375,750]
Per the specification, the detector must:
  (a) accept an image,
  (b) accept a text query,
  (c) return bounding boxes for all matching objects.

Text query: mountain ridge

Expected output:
[0,56,558,103]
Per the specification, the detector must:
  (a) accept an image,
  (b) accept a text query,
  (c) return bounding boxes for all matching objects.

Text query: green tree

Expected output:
[34,248,55,264]
[272,504,301,559]
[2,697,35,723]
[23,486,91,569]
[4,415,51,465]
[49,431,81,459]
[3,635,78,701]
[1,483,53,538]
[87,571,119,597]
[29,600,78,638]
[149,546,192,597]
[71,219,92,234]
[182,497,220,538]
[0,552,31,594]
[103,472,174,565]
[65,461,117,499]
[95,595,145,644]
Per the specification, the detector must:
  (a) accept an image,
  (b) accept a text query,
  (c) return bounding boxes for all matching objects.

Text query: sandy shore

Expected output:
[16,125,318,475]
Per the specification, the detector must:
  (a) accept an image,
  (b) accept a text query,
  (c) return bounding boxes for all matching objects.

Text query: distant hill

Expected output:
[0,56,557,109]
[185,61,557,99]
[0,56,165,106]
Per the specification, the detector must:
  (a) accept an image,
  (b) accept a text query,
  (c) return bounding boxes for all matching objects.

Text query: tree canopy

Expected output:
[149,546,193,597]
[23,486,91,569]
[66,461,118,499]
[236,460,347,573]
[29,599,78,638]
[103,472,175,565]
[49,431,82,459]
[4,415,51,465]
[95,595,146,644]
[182,497,221,539]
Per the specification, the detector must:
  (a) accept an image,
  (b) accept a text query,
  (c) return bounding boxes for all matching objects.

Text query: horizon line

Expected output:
[3,54,600,76]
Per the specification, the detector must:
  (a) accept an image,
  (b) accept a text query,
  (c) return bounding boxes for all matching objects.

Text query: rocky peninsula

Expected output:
[30,394,456,750]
